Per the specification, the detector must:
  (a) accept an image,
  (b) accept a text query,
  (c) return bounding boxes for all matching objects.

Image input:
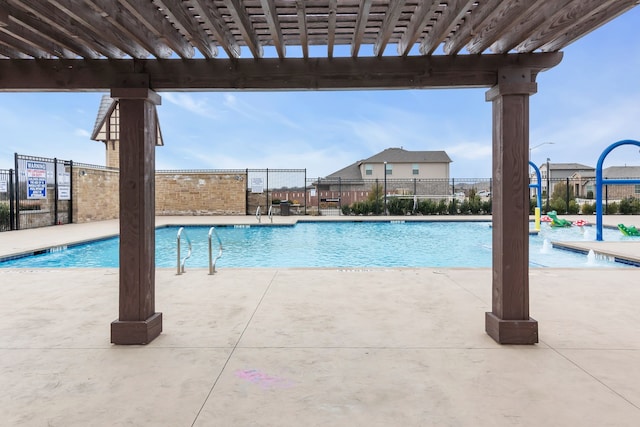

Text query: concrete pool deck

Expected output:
[1,215,640,426]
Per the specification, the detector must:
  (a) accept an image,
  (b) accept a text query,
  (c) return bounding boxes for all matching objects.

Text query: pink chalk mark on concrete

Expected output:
[235,369,295,390]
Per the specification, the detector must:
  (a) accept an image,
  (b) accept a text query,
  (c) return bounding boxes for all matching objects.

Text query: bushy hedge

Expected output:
[619,197,640,215]
[342,196,491,216]
[581,202,596,215]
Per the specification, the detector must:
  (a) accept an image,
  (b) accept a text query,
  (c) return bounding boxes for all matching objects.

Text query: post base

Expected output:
[485,312,538,344]
[111,312,163,345]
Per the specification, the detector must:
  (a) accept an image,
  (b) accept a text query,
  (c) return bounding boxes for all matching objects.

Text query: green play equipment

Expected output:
[546,210,572,227]
[618,224,640,236]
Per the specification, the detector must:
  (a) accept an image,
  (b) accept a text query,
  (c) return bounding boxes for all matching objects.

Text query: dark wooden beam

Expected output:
[110,87,162,345]
[0,53,563,91]
[398,0,439,56]
[373,0,406,57]
[327,0,337,58]
[260,0,286,58]
[191,0,241,58]
[154,0,218,58]
[225,0,263,58]
[350,0,372,57]
[295,0,309,58]
[419,0,475,56]
[485,68,538,344]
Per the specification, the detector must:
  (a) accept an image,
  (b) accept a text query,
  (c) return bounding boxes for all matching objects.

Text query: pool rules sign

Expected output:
[26,161,47,199]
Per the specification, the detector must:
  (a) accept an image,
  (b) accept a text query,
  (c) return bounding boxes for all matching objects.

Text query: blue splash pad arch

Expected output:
[596,139,640,241]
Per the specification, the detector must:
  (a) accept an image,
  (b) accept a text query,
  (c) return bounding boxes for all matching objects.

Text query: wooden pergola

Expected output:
[1,1,637,345]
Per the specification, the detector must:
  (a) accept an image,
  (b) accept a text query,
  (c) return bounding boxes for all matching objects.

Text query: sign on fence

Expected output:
[0,180,7,192]
[57,171,71,200]
[251,177,264,193]
[26,161,47,199]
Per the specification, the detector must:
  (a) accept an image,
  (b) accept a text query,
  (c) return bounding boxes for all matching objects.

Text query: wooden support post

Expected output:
[110,87,162,345]
[485,69,538,344]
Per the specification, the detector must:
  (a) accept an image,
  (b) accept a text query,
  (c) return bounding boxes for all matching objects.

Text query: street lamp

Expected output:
[529,141,554,163]
[383,161,387,216]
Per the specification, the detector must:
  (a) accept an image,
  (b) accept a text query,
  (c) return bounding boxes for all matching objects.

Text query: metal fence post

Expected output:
[8,169,15,230]
[54,157,58,225]
[69,161,73,224]
[565,177,570,214]
[14,152,20,230]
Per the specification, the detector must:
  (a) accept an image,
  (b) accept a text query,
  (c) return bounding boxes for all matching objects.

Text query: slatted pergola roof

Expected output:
[0,1,638,91]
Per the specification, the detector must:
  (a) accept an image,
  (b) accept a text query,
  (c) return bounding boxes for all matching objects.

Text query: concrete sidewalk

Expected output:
[1,267,639,426]
[1,216,640,426]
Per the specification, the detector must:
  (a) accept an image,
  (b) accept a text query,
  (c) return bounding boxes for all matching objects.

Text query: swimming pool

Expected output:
[0,221,633,268]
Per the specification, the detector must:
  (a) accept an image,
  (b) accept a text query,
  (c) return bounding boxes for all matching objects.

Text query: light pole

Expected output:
[529,141,554,163]
[383,161,387,216]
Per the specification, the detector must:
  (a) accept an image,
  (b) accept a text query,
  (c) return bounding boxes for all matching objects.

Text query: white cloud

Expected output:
[162,92,222,119]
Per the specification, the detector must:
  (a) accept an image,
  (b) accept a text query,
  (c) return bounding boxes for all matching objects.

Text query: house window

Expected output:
[385,163,392,175]
[635,184,640,194]
[365,164,372,175]
[412,164,419,175]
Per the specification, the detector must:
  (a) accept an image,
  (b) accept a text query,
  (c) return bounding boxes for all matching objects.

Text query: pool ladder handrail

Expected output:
[268,205,273,223]
[176,227,192,275]
[208,226,223,274]
[256,205,261,223]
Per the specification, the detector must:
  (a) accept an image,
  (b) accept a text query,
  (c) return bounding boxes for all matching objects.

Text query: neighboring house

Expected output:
[325,147,452,181]
[91,95,164,168]
[316,147,453,205]
[533,162,594,196]
[572,166,640,199]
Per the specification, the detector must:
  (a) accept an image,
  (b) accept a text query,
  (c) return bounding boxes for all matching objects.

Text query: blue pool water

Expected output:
[0,221,634,268]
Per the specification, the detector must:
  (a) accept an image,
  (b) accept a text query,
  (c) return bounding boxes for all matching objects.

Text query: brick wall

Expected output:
[72,169,247,221]
[73,167,119,223]
[105,141,119,169]
[155,172,246,215]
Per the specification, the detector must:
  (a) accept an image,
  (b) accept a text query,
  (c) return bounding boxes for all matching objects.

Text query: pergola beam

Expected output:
[0,53,563,91]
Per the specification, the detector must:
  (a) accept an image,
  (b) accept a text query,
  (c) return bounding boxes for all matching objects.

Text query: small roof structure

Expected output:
[364,147,452,164]
[91,95,164,146]
[603,165,640,179]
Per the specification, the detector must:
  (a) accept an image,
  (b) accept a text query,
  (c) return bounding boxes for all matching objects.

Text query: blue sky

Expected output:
[1,7,639,179]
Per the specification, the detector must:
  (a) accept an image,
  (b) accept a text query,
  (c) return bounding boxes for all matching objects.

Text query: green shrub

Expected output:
[619,197,640,215]
[567,200,580,214]
[605,202,619,214]
[417,199,437,215]
[341,204,351,215]
[436,200,447,215]
[581,202,595,215]
[448,198,458,214]
[387,197,413,215]
[549,198,566,213]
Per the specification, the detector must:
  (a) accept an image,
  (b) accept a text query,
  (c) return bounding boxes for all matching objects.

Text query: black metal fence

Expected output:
[1,154,74,231]
[308,177,493,216]
[247,168,307,216]
[0,168,15,231]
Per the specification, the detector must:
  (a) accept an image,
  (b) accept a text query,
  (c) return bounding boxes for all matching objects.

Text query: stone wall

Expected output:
[72,169,247,222]
[155,172,246,215]
[73,166,120,223]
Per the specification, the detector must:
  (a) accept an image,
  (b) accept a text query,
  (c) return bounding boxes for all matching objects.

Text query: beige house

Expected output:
[571,166,640,199]
[326,147,451,182]
[315,148,453,204]
[532,162,593,196]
